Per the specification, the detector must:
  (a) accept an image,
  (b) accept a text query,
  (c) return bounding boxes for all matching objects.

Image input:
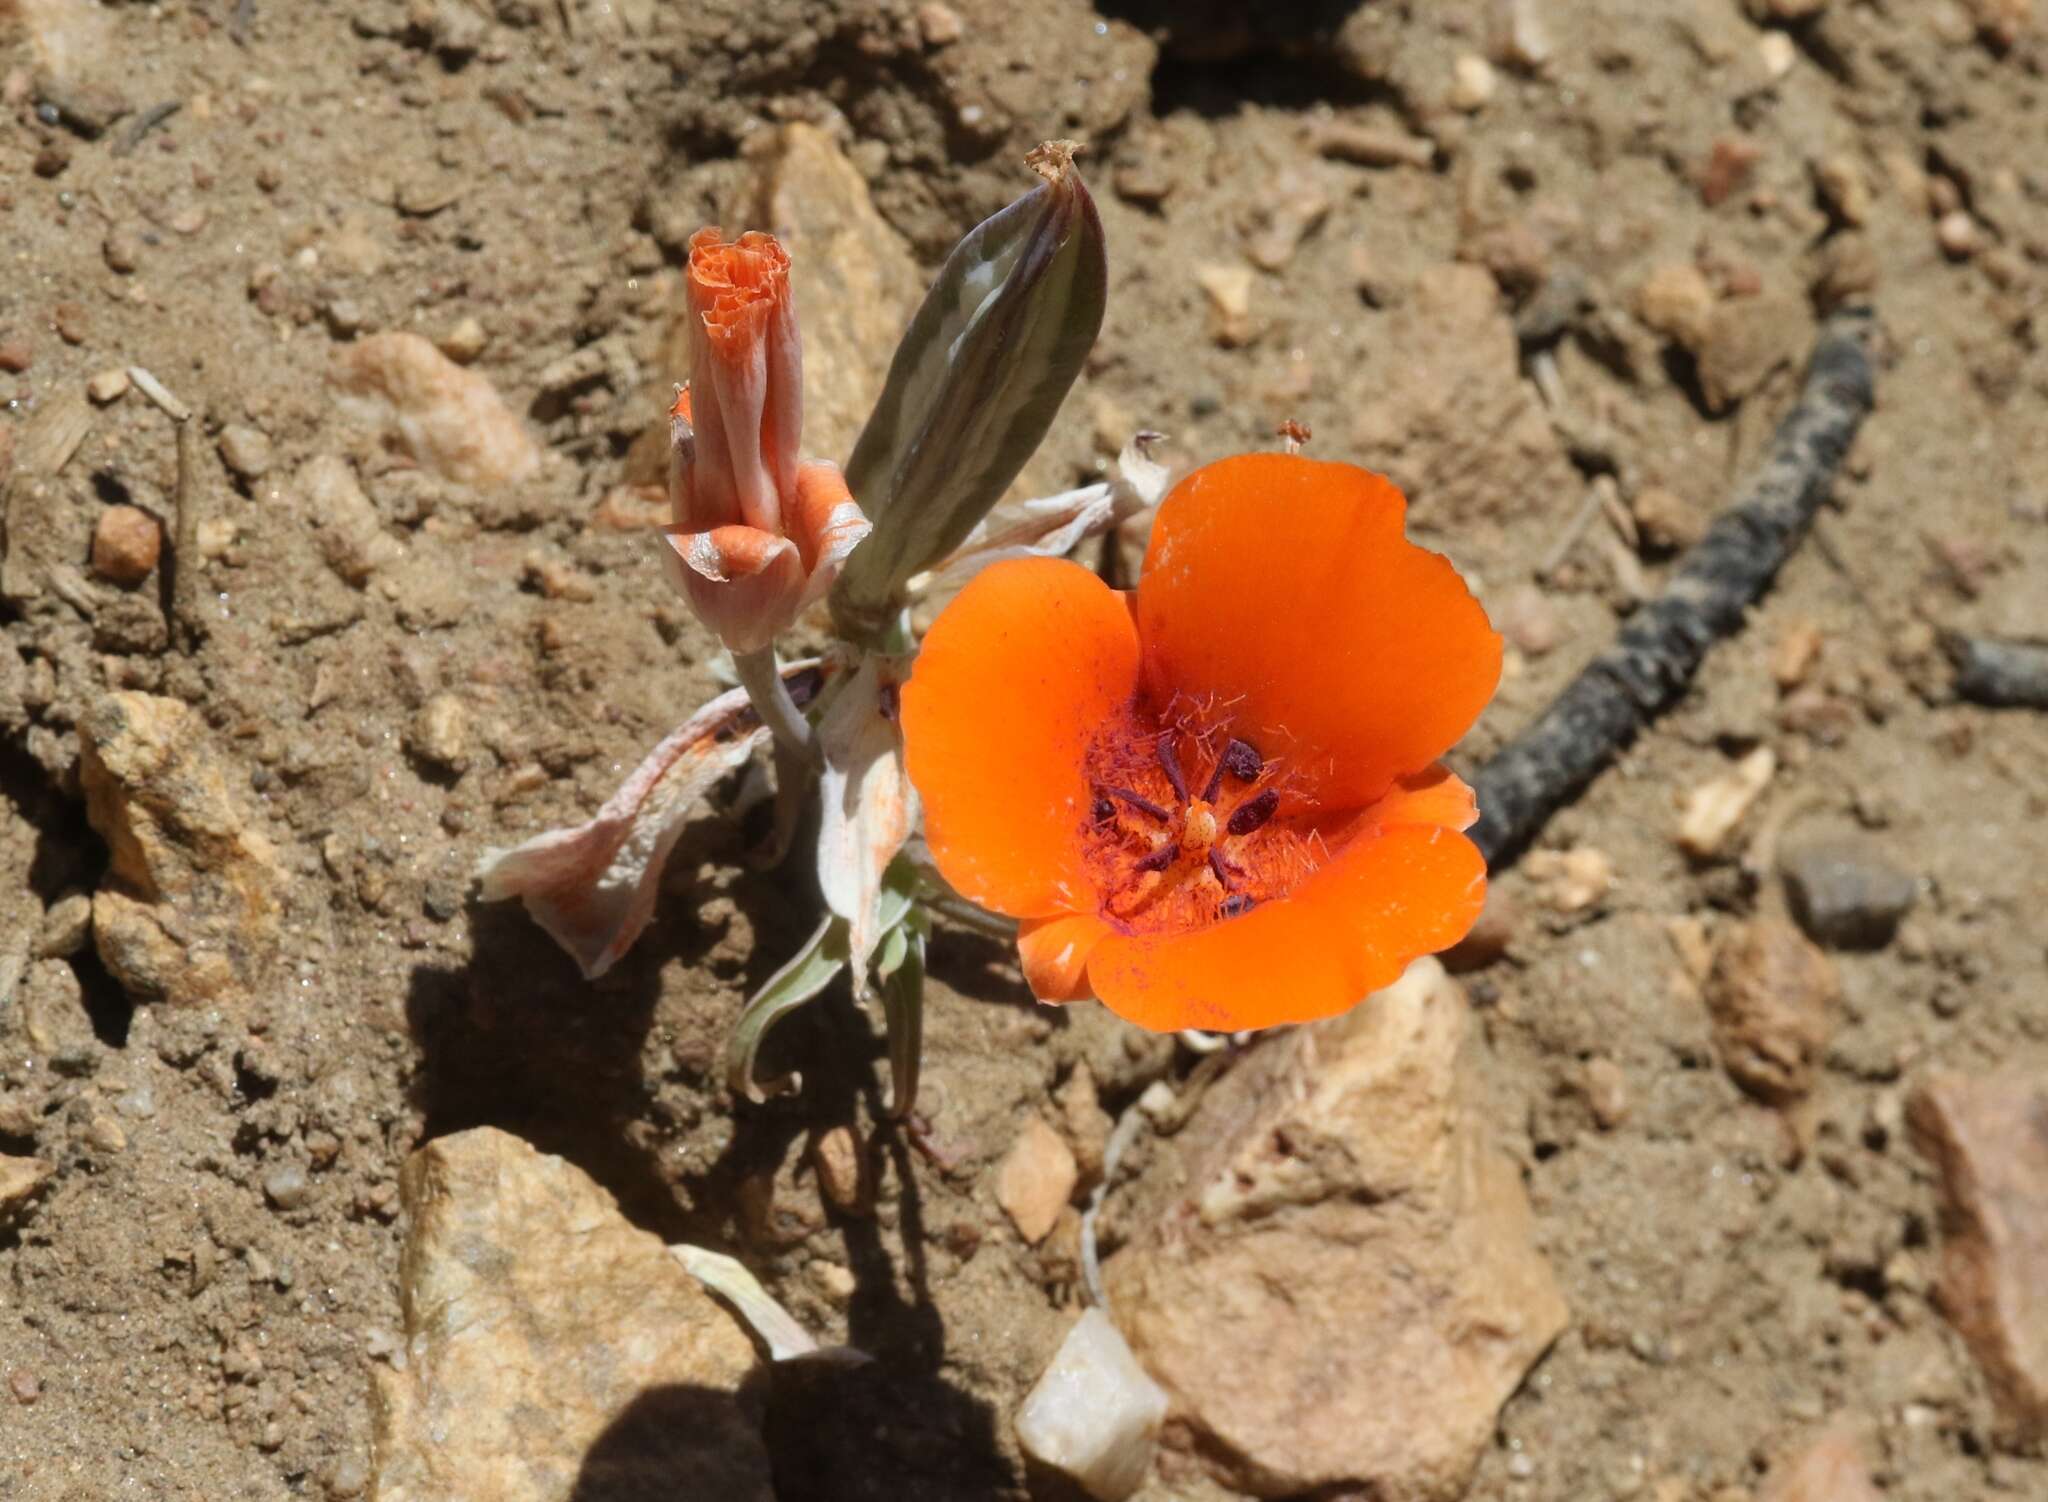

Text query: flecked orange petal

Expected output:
[900,557,1141,918]
[1084,822,1486,1033]
[1135,453,1502,811]
[1016,912,1113,1003]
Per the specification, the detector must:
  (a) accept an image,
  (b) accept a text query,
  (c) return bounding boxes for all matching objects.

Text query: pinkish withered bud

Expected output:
[664,229,871,654]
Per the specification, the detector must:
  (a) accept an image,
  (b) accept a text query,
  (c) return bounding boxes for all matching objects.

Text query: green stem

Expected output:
[732,646,817,765]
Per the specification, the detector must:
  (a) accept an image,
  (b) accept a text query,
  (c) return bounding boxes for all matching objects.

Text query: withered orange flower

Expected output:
[899,453,1502,1032]
[667,229,869,653]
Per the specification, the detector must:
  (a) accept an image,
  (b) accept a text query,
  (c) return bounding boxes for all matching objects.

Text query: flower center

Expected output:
[1079,707,1326,936]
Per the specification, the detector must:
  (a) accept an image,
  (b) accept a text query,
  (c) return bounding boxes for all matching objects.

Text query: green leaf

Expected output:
[725,913,848,1105]
[879,927,926,1120]
[831,145,1108,641]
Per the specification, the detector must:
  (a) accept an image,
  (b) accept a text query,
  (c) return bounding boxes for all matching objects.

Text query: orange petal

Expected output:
[661,525,805,654]
[1016,912,1113,1003]
[1361,762,1478,833]
[1085,823,1486,1033]
[1135,454,1502,811]
[901,558,1140,918]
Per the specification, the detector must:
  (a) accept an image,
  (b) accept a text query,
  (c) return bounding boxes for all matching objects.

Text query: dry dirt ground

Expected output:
[2,1,2047,1499]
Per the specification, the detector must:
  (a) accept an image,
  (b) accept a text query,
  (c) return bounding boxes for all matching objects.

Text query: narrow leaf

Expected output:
[672,1245,872,1367]
[831,142,1107,640]
[725,913,848,1104]
[879,925,927,1120]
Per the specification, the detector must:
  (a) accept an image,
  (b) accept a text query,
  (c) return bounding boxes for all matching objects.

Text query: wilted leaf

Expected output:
[817,655,917,988]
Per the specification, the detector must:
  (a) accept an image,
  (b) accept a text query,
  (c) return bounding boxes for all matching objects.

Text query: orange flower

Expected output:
[667,228,869,653]
[899,453,1502,1032]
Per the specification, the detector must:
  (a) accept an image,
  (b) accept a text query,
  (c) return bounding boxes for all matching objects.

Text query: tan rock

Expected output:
[373,1127,771,1502]
[743,122,925,466]
[1677,745,1776,858]
[78,693,283,1008]
[1524,846,1614,914]
[331,332,540,489]
[808,1123,871,1217]
[1632,484,1707,554]
[1757,1423,1882,1502]
[1058,1060,1114,1187]
[1698,291,1809,412]
[1635,263,1717,352]
[996,1113,1078,1245]
[1909,1071,2048,1440]
[89,505,161,588]
[1107,959,1568,1500]
[1703,920,1839,1105]
[1195,263,1255,348]
[0,1154,52,1216]
[297,456,404,586]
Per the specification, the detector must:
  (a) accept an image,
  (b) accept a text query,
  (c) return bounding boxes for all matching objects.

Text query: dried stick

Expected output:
[1468,309,1877,868]
[1947,634,2048,710]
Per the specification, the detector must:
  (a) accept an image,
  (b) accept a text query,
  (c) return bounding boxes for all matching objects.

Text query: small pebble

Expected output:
[1936,210,1979,260]
[1631,485,1705,554]
[51,302,88,346]
[1634,263,1716,352]
[1449,53,1497,111]
[91,506,163,588]
[8,1369,38,1406]
[217,424,275,481]
[1194,264,1254,347]
[103,225,144,274]
[0,341,29,373]
[36,892,92,958]
[407,694,470,773]
[84,1113,126,1154]
[916,1,964,46]
[1676,746,1775,858]
[1583,1058,1631,1130]
[809,1124,871,1216]
[1779,836,1916,949]
[436,315,488,364]
[263,1163,311,1211]
[86,368,130,405]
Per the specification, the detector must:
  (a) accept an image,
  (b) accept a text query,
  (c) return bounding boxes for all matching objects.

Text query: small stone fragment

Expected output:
[90,505,163,588]
[916,1,964,45]
[1493,0,1554,70]
[1780,837,1917,950]
[995,1114,1078,1245]
[1311,123,1435,170]
[297,456,404,585]
[1677,746,1776,857]
[406,694,470,774]
[1195,264,1255,348]
[1492,583,1563,656]
[1813,233,1881,312]
[809,1124,871,1217]
[0,341,30,373]
[1582,1057,1631,1130]
[1757,1423,1882,1502]
[17,959,95,1073]
[435,315,488,365]
[1772,621,1825,689]
[1703,919,1839,1105]
[36,891,92,958]
[1635,263,1716,352]
[1699,136,1764,208]
[1632,485,1706,554]
[1524,846,1614,914]
[1909,1070,2048,1441]
[85,367,129,405]
[102,224,143,274]
[83,1113,126,1154]
[1936,210,1979,261]
[1245,172,1332,273]
[1450,54,1497,111]
[1757,30,1798,79]
[263,1163,311,1210]
[0,1155,54,1215]
[217,424,275,481]
[331,332,540,489]
[51,301,88,346]
[1812,157,1871,229]
[1058,1061,1113,1187]
[1015,1309,1167,1502]
[1698,292,1806,412]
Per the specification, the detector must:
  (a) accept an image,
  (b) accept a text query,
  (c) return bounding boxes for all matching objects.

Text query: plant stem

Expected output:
[732,646,817,764]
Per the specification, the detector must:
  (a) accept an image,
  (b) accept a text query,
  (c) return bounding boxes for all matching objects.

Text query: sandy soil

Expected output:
[2,1,2046,1499]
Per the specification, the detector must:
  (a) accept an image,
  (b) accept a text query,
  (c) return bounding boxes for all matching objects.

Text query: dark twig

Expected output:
[1947,634,2048,710]
[1469,309,1877,868]
[112,101,181,158]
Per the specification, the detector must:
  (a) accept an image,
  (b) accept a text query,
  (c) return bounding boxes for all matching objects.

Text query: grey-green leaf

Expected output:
[831,145,1108,641]
[725,913,848,1105]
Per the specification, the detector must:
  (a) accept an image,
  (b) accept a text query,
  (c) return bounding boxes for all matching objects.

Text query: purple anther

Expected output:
[1226,788,1279,837]
[1156,734,1189,803]
[1104,785,1171,822]
[1134,844,1176,874]
[1219,893,1258,918]
[1202,738,1263,801]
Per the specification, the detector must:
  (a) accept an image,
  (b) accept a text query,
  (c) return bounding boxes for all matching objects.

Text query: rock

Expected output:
[1106,959,1568,1500]
[35,891,91,958]
[1812,156,1871,229]
[808,1123,871,1217]
[1582,1057,1631,1130]
[90,505,162,587]
[1635,263,1716,352]
[1632,485,1707,554]
[372,1128,772,1502]
[102,224,143,273]
[331,332,540,489]
[217,424,275,481]
[1698,136,1764,208]
[1492,582,1563,655]
[1492,0,1554,70]
[263,1163,311,1210]
[296,456,404,585]
[1908,1071,2048,1441]
[996,1114,1077,1245]
[79,693,284,1009]
[1779,837,1916,949]
[1524,846,1614,914]
[1936,210,1979,261]
[1677,745,1776,858]
[1771,621,1824,689]
[1703,920,1839,1105]
[14,959,96,1075]
[1449,53,1497,111]
[406,694,470,774]
[0,1155,53,1217]
[1058,1061,1113,1187]
[1194,263,1255,348]
[915,1,964,46]
[1813,233,1880,312]
[85,367,129,405]
[436,315,489,365]
[1757,1424,1882,1502]
[741,122,925,467]
[1311,124,1434,170]
[1244,170,1333,272]
[1698,291,1808,412]
[1015,1309,1168,1502]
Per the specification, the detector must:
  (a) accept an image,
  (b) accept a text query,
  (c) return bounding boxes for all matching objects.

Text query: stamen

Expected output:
[1092,796,1117,825]
[1201,737,1263,801]
[1207,847,1238,889]
[1134,844,1177,874]
[1226,788,1279,836]
[1156,734,1189,804]
[1219,893,1258,918]
[1103,785,1171,822]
